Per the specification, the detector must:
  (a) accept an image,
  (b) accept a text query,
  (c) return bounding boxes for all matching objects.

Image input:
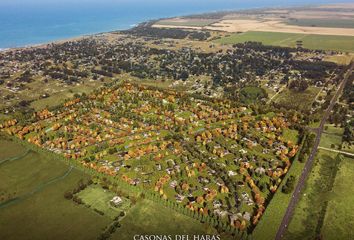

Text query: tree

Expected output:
[179,70,189,81]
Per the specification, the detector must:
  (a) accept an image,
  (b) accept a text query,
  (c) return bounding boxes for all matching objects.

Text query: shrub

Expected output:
[64,191,73,200]
[282,176,296,194]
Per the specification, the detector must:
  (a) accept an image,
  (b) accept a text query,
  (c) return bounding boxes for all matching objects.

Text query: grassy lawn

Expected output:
[30,81,106,111]
[111,199,218,240]
[341,142,354,154]
[274,87,320,112]
[0,137,110,240]
[282,129,300,144]
[319,124,344,149]
[324,54,354,65]
[0,150,69,198]
[239,86,267,104]
[308,121,321,129]
[321,156,354,240]
[77,185,131,220]
[214,31,354,52]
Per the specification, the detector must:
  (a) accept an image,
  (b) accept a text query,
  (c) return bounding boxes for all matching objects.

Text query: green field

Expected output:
[319,124,344,149]
[239,86,268,104]
[324,54,354,65]
[215,31,354,52]
[0,136,217,240]
[321,156,354,239]
[286,18,354,29]
[0,138,27,161]
[284,150,339,240]
[0,137,111,240]
[77,185,131,219]
[30,82,104,111]
[111,199,218,240]
[274,87,320,112]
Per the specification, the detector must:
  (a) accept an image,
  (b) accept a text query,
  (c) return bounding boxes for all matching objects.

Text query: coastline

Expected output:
[0,34,101,53]
[0,2,350,53]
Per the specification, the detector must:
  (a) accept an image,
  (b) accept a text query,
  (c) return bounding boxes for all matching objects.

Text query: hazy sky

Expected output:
[1,0,352,7]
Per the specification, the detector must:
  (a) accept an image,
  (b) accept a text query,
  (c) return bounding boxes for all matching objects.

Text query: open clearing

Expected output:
[0,137,110,240]
[319,124,344,149]
[215,31,354,52]
[111,199,217,240]
[274,87,320,112]
[77,184,131,220]
[0,138,27,160]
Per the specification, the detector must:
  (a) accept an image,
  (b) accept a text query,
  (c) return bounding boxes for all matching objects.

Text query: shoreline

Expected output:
[0,2,350,53]
[0,33,107,53]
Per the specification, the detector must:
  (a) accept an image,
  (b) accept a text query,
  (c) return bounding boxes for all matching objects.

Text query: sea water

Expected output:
[0,0,350,49]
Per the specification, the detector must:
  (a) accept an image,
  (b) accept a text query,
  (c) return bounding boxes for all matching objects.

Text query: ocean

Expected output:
[0,0,351,49]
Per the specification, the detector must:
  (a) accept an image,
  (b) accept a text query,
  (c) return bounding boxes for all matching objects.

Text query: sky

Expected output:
[1,0,352,7]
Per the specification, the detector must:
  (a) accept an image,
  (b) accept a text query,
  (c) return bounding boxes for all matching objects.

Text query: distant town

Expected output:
[0,3,353,240]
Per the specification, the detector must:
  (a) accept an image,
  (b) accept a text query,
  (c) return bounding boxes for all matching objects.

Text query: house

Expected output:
[175,194,185,202]
[170,180,178,188]
[243,212,251,222]
[110,196,123,207]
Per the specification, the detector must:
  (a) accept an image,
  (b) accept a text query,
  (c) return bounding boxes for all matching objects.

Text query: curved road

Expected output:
[275,62,353,240]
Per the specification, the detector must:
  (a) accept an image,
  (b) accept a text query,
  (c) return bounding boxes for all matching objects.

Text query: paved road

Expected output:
[318,146,354,157]
[275,62,353,240]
